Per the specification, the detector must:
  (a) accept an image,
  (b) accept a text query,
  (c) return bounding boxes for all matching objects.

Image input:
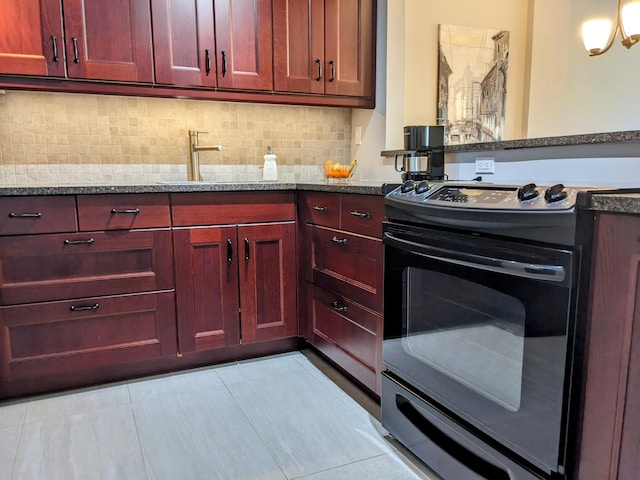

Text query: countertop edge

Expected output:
[0,181,399,197]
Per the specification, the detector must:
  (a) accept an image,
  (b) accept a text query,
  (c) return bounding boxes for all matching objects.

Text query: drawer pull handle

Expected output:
[313,206,328,212]
[331,236,348,245]
[70,303,99,312]
[227,238,233,264]
[8,212,42,218]
[244,237,250,263]
[331,300,348,313]
[111,208,140,214]
[64,238,95,245]
[350,210,371,218]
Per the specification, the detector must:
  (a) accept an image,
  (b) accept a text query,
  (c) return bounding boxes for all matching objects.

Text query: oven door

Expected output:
[383,222,577,476]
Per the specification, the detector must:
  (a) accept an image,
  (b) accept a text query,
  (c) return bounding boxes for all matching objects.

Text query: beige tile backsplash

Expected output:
[0,90,352,185]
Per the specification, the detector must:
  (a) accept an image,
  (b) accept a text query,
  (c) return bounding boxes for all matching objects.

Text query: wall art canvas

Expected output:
[437,24,509,145]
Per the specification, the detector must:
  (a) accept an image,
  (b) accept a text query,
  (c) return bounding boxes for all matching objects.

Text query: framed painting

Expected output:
[437,24,509,145]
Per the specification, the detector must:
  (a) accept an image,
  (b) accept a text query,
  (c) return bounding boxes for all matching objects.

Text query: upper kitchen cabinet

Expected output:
[273,0,375,98]
[213,0,274,91]
[151,0,216,87]
[0,0,65,77]
[62,0,154,82]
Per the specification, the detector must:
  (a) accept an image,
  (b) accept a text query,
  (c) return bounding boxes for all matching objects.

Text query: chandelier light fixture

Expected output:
[581,0,640,55]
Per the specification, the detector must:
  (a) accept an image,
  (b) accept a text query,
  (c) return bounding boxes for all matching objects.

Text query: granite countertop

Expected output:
[0,180,399,197]
[581,189,640,214]
[381,130,640,156]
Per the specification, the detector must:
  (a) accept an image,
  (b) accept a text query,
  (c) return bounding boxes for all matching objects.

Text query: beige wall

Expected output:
[384,0,530,149]
[527,0,640,138]
[0,91,352,185]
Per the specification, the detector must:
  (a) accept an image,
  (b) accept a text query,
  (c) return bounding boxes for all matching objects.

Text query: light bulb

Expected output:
[622,1,640,37]
[581,19,613,52]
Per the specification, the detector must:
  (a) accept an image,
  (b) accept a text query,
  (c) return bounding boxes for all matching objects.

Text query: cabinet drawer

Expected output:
[341,194,384,238]
[298,192,340,228]
[0,229,174,305]
[310,284,380,369]
[0,291,177,383]
[0,196,77,235]
[172,192,295,226]
[307,225,383,313]
[77,194,171,231]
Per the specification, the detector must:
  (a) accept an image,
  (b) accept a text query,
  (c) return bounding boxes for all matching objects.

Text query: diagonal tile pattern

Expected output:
[0,351,438,480]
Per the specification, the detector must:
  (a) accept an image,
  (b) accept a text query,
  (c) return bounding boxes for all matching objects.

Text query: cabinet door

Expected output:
[62,0,154,82]
[238,222,297,343]
[273,0,324,94]
[0,0,65,76]
[151,0,216,87]
[173,226,240,353]
[324,0,374,97]
[213,0,273,90]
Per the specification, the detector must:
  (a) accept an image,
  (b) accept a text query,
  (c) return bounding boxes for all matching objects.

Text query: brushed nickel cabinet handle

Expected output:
[110,208,140,214]
[70,303,99,312]
[8,212,42,218]
[331,236,347,245]
[64,238,95,245]
[331,300,348,313]
[328,60,335,82]
[313,206,328,212]
[315,59,322,81]
[205,49,212,75]
[350,210,371,218]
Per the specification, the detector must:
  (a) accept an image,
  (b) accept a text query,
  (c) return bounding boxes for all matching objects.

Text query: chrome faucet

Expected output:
[188,130,223,181]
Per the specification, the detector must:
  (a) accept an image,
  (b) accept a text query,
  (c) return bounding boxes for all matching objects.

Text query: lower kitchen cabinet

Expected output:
[576,212,640,479]
[298,191,384,395]
[0,291,177,395]
[307,284,380,393]
[173,221,297,353]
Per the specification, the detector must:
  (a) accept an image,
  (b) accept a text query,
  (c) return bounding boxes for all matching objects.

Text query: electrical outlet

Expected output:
[354,126,362,145]
[475,157,495,174]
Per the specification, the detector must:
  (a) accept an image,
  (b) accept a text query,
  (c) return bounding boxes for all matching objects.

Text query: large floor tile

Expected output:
[292,453,437,480]
[24,384,131,423]
[133,383,286,480]
[215,352,308,386]
[0,403,26,429]
[0,425,21,480]
[12,404,146,480]
[128,366,223,403]
[227,369,391,478]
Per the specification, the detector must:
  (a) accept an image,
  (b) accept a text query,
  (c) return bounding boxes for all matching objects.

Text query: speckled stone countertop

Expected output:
[381,130,640,156]
[0,180,399,197]
[580,189,640,214]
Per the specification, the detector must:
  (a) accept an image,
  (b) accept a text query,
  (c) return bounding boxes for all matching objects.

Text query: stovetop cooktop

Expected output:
[386,180,585,211]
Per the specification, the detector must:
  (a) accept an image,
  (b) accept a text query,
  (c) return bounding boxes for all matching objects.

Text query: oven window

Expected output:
[403,268,526,412]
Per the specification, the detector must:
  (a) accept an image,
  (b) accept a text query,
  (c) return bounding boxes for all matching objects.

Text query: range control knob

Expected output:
[401,180,416,193]
[416,181,430,194]
[517,183,539,201]
[544,183,568,203]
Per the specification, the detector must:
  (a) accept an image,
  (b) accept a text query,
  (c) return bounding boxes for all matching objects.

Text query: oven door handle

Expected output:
[384,233,566,282]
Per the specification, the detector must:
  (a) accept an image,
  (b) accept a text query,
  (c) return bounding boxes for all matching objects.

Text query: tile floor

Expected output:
[0,350,439,480]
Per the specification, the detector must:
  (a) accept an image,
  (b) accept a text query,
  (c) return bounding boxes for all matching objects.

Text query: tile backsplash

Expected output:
[0,90,352,185]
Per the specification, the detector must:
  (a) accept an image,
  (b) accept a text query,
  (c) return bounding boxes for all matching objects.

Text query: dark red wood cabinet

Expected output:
[273,0,375,98]
[62,0,154,82]
[151,0,217,87]
[0,0,65,77]
[172,192,297,354]
[298,192,384,395]
[214,0,274,91]
[0,194,177,398]
[0,0,154,82]
[576,213,640,479]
